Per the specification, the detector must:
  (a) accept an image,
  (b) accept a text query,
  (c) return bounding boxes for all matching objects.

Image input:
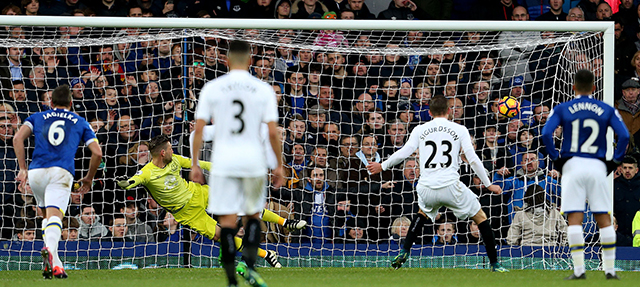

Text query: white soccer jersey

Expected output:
[189,124,278,170]
[381,117,491,189]
[195,70,279,177]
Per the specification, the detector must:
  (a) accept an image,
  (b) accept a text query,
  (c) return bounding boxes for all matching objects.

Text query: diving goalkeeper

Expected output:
[117,135,306,268]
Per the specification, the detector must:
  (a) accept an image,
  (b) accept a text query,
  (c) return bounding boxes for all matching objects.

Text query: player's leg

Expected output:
[449,181,506,272]
[565,212,587,279]
[208,176,242,287]
[236,176,268,287]
[392,185,439,269]
[593,214,618,279]
[261,208,306,231]
[561,158,589,280]
[29,170,52,279]
[42,168,73,279]
[586,160,618,279]
[470,209,506,272]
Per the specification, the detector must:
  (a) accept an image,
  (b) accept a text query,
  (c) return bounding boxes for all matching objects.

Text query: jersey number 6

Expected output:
[48,120,66,146]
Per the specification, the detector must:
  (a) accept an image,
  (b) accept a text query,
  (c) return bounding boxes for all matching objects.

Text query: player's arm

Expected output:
[609,109,630,163]
[175,154,212,172]
[460,129,501,194]
[369,129,419,175]
[264,84,284,188]
[77,140,102,194]
[267,120,284,188]
[188,125,215,171]
[117,169,149,190]
[540,107,561,161]
[13,124,33,191]
[190,119,207,184]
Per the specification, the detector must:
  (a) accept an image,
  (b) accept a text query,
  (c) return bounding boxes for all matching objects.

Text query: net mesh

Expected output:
[0,24,610,270]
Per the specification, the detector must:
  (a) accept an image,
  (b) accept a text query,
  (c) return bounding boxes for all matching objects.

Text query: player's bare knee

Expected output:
[593,213,612,228]
[471,209,487,224]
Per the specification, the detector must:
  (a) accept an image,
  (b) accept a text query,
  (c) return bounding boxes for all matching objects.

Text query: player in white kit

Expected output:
[368,95,508,272]
[190,40,283,287]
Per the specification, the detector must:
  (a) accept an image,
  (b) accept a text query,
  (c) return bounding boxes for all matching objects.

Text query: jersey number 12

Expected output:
[570,119,598,154]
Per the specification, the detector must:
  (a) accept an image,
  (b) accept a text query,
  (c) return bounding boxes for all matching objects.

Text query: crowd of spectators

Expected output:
[0,0,639,249]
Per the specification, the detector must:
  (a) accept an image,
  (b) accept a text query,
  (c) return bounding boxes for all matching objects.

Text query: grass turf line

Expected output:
[0,268,637,287]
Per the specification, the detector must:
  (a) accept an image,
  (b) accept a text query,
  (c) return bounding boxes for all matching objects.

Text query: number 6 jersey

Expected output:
[195,70,279,177]
[381,117,492,189]
[24,108,97,175]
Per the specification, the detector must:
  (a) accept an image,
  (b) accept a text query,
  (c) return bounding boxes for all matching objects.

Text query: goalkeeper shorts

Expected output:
[173,183,218,240]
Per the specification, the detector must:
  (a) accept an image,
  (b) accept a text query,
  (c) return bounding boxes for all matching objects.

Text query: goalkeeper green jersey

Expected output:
[122,154,211,212]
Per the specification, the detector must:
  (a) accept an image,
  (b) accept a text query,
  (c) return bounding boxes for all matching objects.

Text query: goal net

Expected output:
[0,17,623,271]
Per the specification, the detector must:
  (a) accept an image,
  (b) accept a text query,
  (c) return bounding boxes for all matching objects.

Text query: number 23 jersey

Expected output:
[24,108,97,176]
[195,70,279,177]
[402,118,476,189]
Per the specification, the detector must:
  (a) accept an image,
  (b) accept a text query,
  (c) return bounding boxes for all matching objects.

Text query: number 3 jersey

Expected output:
[382,117,492,189]
[541,95,629,163]
[195,70,279,177]
[24,108,97,175]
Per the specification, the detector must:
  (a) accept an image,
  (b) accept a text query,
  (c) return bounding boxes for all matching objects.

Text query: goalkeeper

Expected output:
[117,135,305,268]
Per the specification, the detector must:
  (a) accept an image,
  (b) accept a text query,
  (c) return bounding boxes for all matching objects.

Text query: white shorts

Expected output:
[207,175,266,216]
[416,181,481,221]
[28,167,74,215]
[561,157,610,214]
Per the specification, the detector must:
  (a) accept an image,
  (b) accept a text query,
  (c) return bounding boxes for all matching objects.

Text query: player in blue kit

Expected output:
[13,85,103,279]
[541,69,630,280]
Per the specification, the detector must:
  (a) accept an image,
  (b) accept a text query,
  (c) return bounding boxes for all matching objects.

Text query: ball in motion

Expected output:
[498,96,520,118]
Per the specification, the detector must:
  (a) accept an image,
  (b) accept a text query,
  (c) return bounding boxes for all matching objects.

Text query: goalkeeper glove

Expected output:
[115,176,133,189]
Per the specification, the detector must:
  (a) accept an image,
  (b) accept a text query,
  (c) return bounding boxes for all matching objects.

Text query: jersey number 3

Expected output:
[232,100,245,134]
[570,119,598,154]
[48,120,66,146]
[424,140,453,169]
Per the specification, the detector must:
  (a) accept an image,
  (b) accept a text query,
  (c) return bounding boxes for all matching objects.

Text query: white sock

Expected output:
[567,225,585,276]
[41,218,48,239]
[599,225,616,275]
[44,216,63,268]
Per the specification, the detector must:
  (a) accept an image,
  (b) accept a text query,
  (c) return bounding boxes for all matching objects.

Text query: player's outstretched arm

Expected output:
[190,119,206,184]
[77,140,102,194]
[12,124,32,191]
[460,129,493,188]
[375,128,420,173]
[267,121,284,189]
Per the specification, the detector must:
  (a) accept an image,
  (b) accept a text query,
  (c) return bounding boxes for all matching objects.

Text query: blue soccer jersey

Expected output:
[24,108,97,175]
[541,95,630,163]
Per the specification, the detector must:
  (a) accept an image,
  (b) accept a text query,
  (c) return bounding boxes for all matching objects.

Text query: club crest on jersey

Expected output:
[165,175,179,189]
[135,170,142,175]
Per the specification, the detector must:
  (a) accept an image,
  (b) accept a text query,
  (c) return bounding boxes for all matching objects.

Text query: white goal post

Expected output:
[0,15,621,271]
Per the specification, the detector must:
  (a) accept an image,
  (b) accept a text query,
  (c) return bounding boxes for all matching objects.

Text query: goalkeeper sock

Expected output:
[44,216,63,267]
[261,209,286,225]
[403,213,427,252]
[242,218,261,270]
[567,225,585,276]
[599,225,616,275]
[220,227,238,285]
[477,220,498,265]
[233,236,268,258]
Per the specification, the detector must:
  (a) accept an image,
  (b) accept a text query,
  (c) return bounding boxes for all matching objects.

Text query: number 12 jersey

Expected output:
[24,108,97,176]
[541,95,629,163]
[195,70,278,177]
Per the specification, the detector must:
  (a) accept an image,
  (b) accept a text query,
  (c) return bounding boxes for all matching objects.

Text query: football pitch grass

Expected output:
[0,268,638,287]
